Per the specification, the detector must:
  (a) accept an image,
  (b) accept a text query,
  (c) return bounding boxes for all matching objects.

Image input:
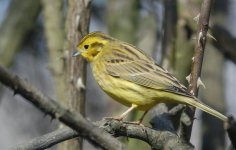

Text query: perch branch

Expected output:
[0,65,195,150]
[98,119,194,150]
[11,119,194,150]
[0,65,125,150]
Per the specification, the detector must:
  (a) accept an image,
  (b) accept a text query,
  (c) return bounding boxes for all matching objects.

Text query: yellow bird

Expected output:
[73,31,227,123]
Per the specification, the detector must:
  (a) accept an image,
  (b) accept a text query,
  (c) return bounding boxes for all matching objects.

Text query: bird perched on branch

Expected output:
[73,31,227,123]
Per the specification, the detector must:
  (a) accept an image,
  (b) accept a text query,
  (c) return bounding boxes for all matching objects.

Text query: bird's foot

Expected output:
[124,121,145,127]
[103,116,123,122]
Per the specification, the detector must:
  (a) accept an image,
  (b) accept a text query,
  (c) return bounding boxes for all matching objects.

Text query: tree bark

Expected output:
[184,0,214,141]
[58,0,91,149]
[0,65,126,150]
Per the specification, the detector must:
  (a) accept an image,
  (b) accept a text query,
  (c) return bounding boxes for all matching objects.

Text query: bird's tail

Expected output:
[184,96,227,121]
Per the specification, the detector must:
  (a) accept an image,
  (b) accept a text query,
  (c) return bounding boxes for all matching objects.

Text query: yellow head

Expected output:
[74,32,114,62]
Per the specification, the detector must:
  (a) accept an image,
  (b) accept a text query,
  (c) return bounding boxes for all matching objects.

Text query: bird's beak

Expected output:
[72,51,80,57]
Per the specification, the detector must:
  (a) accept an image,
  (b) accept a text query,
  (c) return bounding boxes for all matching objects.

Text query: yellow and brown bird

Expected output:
[73,31,227,123]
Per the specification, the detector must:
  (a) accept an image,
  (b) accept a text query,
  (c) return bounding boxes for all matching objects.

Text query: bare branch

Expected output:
[98,119,194,150]
[11,119,194,150]
[189,0,213,97]
[11,128,77,150]
[0,65,126,150]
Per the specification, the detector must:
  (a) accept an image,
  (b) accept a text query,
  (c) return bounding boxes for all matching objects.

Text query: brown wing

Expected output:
[103,43,191,97]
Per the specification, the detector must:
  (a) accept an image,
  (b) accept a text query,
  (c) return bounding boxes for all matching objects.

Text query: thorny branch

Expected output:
[0,65,126,150]
[180,2,236,149]
[0,65,195,150]
[11,119,194,150]
[59,0,91,149]
[184,0,213,141]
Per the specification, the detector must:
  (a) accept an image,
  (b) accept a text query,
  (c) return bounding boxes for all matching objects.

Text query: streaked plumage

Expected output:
[74,31,227,122]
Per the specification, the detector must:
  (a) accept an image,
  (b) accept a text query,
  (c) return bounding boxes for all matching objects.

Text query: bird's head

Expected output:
[73,32,113,62]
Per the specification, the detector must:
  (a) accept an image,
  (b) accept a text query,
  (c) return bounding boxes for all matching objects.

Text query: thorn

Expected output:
[197,77,206,88]
[50,116,54,123]
[198,31,203,46]
[186,73,191,84]
[186,74,191,84]
[190,90,194,95]
[76,14,80,29]
[13,84,18,96]
[193,13,200,23]
[42,113,54,122]
[76,77,86,90]
[207,32,217,41]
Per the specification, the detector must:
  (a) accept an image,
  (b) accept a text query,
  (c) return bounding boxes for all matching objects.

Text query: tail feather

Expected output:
[185,97,227,121]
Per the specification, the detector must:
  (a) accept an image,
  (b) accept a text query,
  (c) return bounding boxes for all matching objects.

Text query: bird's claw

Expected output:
[103,116,123,121]
[123,121,145,127]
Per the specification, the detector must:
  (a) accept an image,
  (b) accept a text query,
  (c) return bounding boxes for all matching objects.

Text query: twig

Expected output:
[11,119,194,150]
[98,119,194,150]
[0,65,126,150]
[10,127,77,150]
[184,0,214,141]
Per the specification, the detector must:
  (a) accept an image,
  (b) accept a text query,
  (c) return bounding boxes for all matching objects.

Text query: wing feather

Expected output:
[102,43,191,97]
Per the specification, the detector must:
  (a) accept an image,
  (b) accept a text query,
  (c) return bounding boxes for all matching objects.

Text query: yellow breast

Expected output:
[91,60,165,111]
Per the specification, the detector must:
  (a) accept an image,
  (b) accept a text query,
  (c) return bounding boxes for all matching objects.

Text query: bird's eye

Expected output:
[84,45,89,49]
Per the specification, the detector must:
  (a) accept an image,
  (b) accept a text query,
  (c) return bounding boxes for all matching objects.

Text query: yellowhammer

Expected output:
[73,31,227,123]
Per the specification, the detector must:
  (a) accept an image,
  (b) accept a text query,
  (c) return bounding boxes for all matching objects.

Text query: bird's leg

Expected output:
[126,111,148,125]
[137,111,148,124]
[118,104,138,120]
[104,104,137,121]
